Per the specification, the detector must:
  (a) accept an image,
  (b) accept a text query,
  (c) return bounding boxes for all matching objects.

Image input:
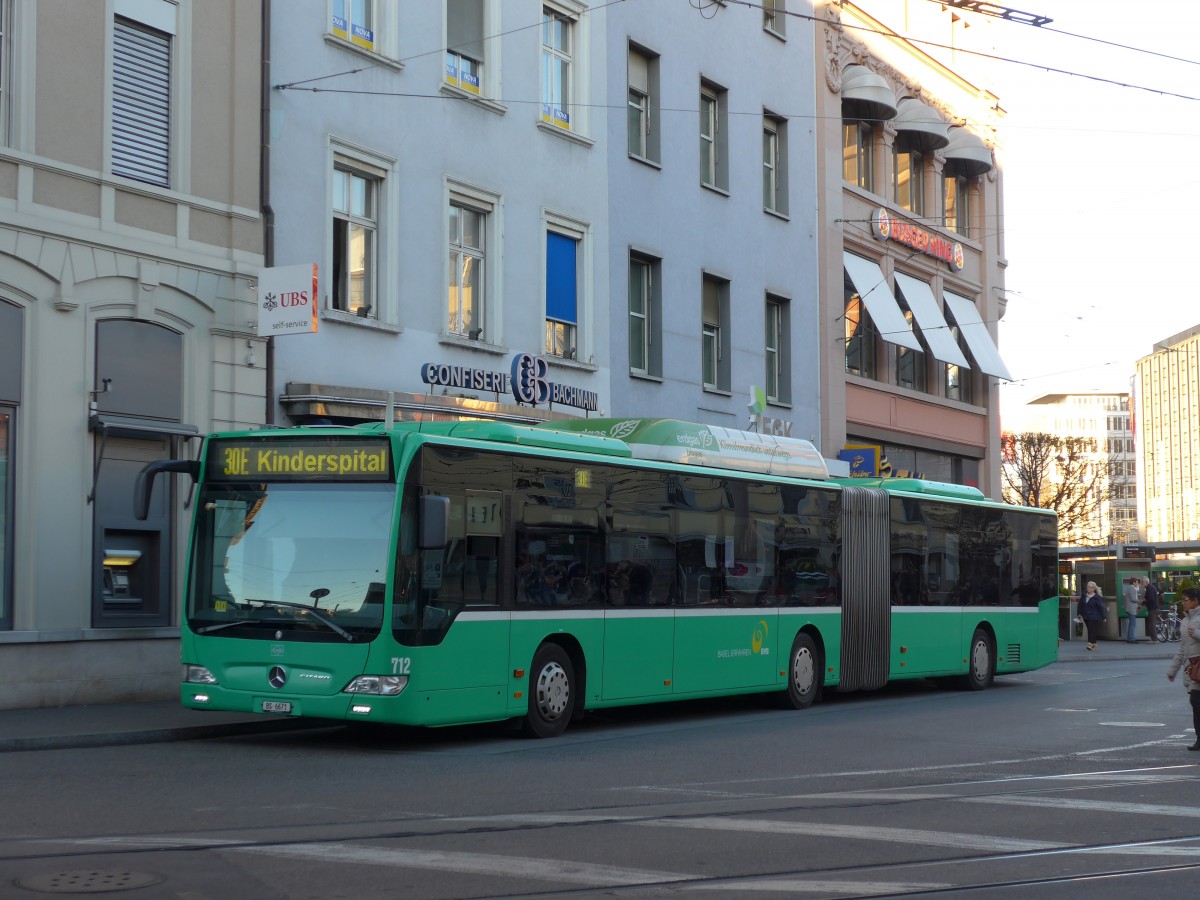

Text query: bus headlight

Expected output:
[183,664,218,685]
[343,675,407,696]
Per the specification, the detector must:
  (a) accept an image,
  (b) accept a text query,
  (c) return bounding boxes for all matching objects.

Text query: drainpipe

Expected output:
[260,0,275,424]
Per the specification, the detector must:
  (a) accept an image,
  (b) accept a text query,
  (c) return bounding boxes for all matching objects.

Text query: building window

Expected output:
[700,81,728,191]
[546,228,581,359]
[765,295,790,403]
[541,5,575,130]
[627,45,660,162]
[763,0,785,36]
[332,161,380,318]
[629,252,662,377]
[894,140,924,215]
[945,174,970,237]
[92,320,185,628]
[763,111,788,215]
[0,405,10,630]
[945,326,973,403]
[702,274,730,391]
[844,270,878,379]
[0,0,11,146]
[446,0,485,95]
[112,14,173,187]
[0,297,18,632]
[448,198,487,340]
[842,120,873,192]
[332,0,376,53]
[895,308,927,391]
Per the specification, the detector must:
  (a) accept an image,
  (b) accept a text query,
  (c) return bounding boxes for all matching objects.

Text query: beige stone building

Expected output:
[816,2,1011,496]
[0,0,264,708]
[1013,391,1137,546]
[1135,328,1200,542]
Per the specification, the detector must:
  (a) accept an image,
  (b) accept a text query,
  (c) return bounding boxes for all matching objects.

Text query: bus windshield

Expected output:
[187,482,395,642]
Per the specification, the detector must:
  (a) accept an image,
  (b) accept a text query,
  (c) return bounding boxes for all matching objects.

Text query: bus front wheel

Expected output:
[961,628,994,691]
[524,644,576,738]
[781,633,820,709]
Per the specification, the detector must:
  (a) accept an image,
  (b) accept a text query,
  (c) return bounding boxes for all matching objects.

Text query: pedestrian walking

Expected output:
[1166,587,1200,751]
[1122,577,1141,643]
[1078,581,1106,651]
[1143,577,1161,640]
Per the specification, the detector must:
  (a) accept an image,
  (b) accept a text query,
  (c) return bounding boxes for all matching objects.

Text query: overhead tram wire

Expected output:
[935,0,1200,67]
[716,0,1200,103]
[275,0,631,91]
[274,0,1200,104]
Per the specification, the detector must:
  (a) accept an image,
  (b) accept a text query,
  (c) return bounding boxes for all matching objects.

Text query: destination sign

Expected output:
[207,438,393,482]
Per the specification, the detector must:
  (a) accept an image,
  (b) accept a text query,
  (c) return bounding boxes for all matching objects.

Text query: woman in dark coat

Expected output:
[1078,581,1107,651]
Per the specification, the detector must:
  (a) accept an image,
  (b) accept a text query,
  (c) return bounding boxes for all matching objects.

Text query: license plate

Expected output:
[262,700,292,714]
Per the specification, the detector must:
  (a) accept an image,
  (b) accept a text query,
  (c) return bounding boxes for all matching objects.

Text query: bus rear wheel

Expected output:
[781,633,820,709]
[961,628,994,691]
[524,644,575,738]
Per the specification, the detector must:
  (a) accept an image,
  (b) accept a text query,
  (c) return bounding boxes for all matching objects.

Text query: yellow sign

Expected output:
[209,439,392,482]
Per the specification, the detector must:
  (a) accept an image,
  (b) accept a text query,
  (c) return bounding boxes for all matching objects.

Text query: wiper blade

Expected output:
[244,599,355,642]
[197,619,262,635]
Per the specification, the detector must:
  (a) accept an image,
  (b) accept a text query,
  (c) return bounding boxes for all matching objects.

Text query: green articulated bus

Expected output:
[136,417,1059,738]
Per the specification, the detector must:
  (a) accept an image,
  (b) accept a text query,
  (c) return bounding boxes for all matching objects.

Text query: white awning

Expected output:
[893,273,969,367]
[942,291,1013,380]
[893,98,950,152]
[840,65,898,121]
[943,126,992,177]
[843,253,922,352]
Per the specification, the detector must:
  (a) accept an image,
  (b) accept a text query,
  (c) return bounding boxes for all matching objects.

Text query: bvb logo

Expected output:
[751,619,768,654]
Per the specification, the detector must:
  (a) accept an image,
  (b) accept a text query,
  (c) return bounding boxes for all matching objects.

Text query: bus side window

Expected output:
[464,536,499,605]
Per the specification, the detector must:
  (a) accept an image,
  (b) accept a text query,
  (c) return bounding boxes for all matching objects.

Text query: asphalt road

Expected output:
[2,657,1197,899]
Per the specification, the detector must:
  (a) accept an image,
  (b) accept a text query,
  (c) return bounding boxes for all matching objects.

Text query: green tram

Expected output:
[136,418,1059,738]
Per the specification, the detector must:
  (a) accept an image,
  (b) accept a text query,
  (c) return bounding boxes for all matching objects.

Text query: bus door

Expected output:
[603,524,675,699]
[405,446,512,699]
[602,473,674,700]
[671,479,777,694]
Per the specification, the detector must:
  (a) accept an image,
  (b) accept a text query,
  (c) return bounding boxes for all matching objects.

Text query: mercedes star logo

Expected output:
[268,666,287,689]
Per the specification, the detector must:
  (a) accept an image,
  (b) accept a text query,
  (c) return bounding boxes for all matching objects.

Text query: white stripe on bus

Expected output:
[892,605,1042,614]
[456,606,1038,622]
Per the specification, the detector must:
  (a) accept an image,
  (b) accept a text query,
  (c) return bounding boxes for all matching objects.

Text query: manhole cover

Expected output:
[16,870,164,894]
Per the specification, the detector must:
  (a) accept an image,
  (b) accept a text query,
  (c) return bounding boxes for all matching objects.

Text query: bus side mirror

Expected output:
[420,495,450,550]
[135,459,200,521]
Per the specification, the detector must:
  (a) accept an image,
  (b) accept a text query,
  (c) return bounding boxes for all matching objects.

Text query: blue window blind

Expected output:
[546,232,578,324]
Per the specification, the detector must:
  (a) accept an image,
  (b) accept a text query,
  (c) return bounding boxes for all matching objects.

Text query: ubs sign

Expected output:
[420,352,599,412]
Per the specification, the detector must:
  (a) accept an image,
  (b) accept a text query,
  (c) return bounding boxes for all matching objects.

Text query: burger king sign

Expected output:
[871,208,964,272]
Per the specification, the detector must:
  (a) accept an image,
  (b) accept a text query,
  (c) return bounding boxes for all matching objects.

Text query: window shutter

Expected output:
[628,51,648,94]
[703,279,719,325]
[546,232,578,324]
[112,18,171,187]
[447,0,485,62]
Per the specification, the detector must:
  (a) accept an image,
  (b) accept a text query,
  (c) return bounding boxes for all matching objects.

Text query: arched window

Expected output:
[90,319,190,627]
[0,298,22,630]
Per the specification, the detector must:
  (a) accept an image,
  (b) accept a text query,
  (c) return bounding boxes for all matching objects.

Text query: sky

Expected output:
[855,1,1200,424]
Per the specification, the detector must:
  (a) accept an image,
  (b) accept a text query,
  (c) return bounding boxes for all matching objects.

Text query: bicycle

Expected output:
[1156,606,1182,643]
